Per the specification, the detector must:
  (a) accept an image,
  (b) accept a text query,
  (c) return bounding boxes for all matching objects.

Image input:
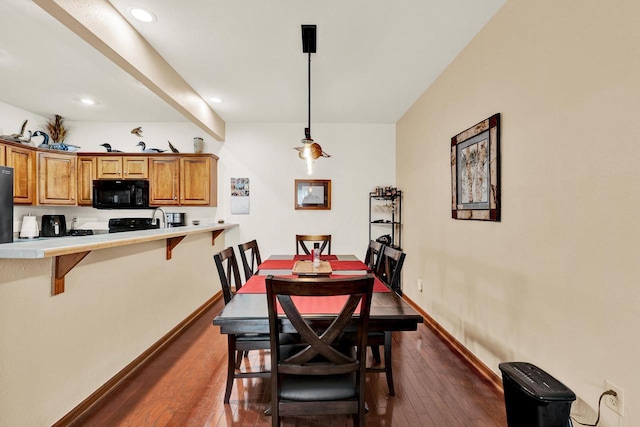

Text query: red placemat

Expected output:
[237,275,390,294]
[293,254,338,261]
[329,260,369,271]
[257,259,296,270]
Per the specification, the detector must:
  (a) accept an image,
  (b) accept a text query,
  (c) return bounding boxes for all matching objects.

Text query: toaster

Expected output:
[41,215,67,237]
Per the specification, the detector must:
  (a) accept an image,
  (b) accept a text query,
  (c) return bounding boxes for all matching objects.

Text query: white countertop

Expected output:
[0,223,237,259]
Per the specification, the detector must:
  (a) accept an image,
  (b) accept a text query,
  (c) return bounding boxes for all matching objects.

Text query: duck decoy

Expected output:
[136,141,166,153]
[100,143,123,153]
[33,131,50,148]
[168,140,179,153]
[131,127,143,137]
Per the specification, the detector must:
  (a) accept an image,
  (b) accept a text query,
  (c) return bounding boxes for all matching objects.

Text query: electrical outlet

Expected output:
[417,278,423,291]
[605,380,624,417]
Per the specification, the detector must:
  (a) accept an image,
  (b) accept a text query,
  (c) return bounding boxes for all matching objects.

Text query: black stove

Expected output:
[108,218,160,233]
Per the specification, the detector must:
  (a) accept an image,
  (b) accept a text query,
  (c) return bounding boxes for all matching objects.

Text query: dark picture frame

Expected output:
[451,113,500,221]
[295,179,331,210]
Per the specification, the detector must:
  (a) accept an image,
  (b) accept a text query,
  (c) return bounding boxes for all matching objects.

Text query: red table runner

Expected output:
[238,274,390,294]
[237,274,389,314]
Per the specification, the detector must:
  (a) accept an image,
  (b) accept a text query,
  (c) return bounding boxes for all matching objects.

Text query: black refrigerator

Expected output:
[0,166,14,243]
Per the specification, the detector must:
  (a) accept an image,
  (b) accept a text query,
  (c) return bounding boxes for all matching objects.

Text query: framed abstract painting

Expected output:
[451,113,500,221]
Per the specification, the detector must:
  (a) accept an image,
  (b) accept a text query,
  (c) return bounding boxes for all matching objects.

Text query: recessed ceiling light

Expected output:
[80,98,96,105]
[210,97,223,104]
[130,8,156,23]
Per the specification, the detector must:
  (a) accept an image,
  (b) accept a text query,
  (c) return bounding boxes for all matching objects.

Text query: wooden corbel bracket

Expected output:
[212,229,224,245]
[166,236,186,260]
[52,251,91,295]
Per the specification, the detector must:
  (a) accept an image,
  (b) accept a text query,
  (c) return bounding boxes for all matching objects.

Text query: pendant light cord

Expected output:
[307,51,311,138]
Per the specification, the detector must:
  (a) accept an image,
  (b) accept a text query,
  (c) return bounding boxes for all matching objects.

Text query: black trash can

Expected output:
[499,362,576,427]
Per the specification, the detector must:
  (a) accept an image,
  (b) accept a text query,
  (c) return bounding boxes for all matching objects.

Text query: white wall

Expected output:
[397,0,640,425]
[217,122,396,258]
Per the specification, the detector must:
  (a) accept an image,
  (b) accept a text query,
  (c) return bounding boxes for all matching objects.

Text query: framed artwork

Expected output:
[295,179,331,210]
[451,113,500,221]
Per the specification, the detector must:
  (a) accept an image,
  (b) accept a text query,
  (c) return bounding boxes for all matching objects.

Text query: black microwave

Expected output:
[93,180,150,209]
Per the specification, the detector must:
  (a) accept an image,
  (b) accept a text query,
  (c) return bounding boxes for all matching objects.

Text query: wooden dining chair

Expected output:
[367,246,406,396]
[266,274,374,427]
[237,239,262,281]
[213,247,271,403]
[295,234,332,255]
[364,240,385,271]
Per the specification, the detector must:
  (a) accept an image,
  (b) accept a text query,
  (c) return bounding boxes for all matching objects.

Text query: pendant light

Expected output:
[294,24,330,175]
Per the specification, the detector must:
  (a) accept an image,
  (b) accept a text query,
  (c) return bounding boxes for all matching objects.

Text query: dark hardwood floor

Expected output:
[71,299,507,426]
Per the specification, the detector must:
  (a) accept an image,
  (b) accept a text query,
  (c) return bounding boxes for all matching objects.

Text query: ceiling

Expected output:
[0,0,505,127]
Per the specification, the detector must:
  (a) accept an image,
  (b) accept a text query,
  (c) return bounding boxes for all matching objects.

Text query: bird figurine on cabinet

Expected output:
[168,140,179,153]
[136,141,166,153]
[100,143,123,153]
[33,131,50,148]
[11,119,28,140]
[0,119,30,143]
[131,126,143,137]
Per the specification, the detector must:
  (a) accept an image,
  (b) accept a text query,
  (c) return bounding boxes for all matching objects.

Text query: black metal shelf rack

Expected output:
[368,190,402,249]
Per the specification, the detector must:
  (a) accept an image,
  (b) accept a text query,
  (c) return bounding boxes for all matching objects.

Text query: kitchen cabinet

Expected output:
[0,144,5,165]
[38,151,77,205]
[149,155,217,206]
[149,157,179,205]
[96,156,148,179]
[5,144,36,204]
[77,156,96,206]
[180,156,216,206]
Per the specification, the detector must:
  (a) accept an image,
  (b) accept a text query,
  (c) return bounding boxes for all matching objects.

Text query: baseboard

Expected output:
[401,294,504,396]
[54,292,223,427]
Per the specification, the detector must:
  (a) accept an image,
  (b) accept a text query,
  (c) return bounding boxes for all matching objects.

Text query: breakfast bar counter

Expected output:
[0,223,237,295]
[0,223,237,259]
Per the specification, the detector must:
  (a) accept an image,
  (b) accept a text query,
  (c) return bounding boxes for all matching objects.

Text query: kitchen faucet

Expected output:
[152,207,167,228]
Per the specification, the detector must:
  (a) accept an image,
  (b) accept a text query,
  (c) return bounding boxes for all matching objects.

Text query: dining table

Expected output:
[213,254,423,336]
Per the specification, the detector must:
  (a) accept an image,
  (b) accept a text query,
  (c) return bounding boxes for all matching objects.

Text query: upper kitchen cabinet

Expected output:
[4,143,35,205]
[37,151,77,205]
[96,156,148,179]
[149,154,218,207]
[149,157,179,206]
[76,156,96,206]
[0,144,5,165]
[180,156,217,206]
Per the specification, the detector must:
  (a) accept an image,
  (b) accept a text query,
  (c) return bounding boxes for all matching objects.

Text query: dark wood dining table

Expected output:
[213,254,423,335]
